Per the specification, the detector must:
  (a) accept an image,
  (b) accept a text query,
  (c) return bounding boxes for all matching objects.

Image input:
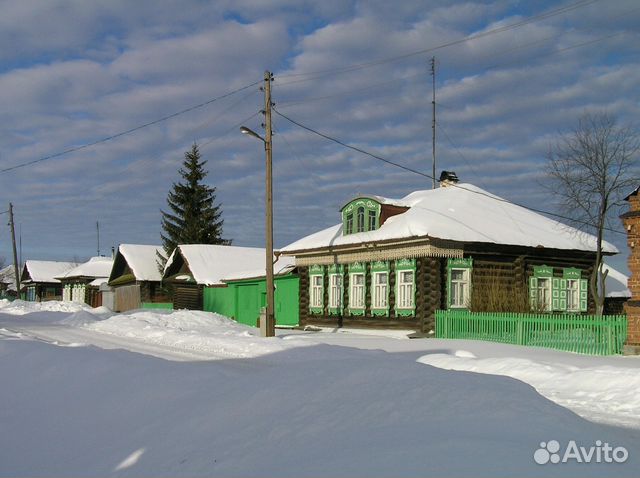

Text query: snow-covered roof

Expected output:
[0,265,16,291]
[118,244,165,282]
[340,194,407,210]
[281,183,618,254]
[22,260,79,284]
[57,256,114,280]
[603,264,631,298]
[165,245,266,286]
[89,278,108,287]
[221,255,297,282]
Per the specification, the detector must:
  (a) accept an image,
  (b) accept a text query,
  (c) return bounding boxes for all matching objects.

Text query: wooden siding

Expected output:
[173,284,203,310]
[115,284,141,312]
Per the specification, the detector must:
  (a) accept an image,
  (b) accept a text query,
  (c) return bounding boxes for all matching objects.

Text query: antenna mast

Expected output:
[430,56,436,189]
[96,221,100,256]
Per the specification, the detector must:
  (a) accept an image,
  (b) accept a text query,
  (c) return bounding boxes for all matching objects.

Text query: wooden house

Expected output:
[280,174,618,333]
[108,244,170,312]
[57,256,114,307]
[163,245,267,310]
[21,260,78,302]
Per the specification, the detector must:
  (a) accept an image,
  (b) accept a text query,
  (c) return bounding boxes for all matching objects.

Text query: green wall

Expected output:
[204,275,299,327]
[141,302,173,310]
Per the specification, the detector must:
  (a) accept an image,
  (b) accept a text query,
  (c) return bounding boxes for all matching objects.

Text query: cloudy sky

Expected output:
[0,0,638,273]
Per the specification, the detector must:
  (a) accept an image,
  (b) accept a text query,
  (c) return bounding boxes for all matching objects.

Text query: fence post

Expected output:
[516,314,524,346]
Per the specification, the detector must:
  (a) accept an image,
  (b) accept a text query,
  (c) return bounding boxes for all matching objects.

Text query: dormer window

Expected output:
[341,198,382,236]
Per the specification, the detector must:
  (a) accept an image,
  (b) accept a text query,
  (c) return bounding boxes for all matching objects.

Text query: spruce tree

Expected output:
[158,143,230,268]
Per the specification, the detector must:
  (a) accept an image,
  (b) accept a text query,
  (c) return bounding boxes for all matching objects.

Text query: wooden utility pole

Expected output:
[263,70,275,337]
[8,203,20,295]
[430,57,436,189]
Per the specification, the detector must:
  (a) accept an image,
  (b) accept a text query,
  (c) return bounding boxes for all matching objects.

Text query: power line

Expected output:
[0,79,262,174]
[276,0,600,84]
[273,108,626,236]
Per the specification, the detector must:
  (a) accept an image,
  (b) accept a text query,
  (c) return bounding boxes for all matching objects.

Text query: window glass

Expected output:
[368,210,376,231]
[397,270,414,309]
[357,207,365,233]
[350,273,365,309]
[537,277,551,311]
[346,213,353,235]
[567,279,579,311]
[450,268,469,308]
[329,274,343,308]
[373,272,388,309]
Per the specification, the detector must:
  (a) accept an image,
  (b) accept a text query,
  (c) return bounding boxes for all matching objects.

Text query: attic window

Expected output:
[342,198,381,235]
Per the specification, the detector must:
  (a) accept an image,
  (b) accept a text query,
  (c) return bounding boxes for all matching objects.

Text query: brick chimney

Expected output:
[620,186,640,353]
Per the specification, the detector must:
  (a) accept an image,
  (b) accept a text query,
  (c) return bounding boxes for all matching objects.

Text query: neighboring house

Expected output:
[207,256,299,327]
[280,173,617,333]
[603,263,631,315]
[108,244,169,312]
[57,256,114,307]
[163,245,267,310]
[21,260,78,302]
[0,265,17,299]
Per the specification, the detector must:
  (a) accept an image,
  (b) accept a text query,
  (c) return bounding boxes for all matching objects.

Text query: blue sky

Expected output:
[0,0,638,274]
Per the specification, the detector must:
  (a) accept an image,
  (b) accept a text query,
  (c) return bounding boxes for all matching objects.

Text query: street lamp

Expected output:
[240,77,275,338]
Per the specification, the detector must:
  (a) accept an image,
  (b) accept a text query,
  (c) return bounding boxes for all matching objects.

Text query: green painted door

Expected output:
[275,276,299,326]
[236,283,261,327]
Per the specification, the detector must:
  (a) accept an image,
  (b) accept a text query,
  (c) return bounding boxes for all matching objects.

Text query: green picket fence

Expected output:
[435,310,627,355]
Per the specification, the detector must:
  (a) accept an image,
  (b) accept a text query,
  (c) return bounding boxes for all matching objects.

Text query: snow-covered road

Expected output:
[1,300,640,477]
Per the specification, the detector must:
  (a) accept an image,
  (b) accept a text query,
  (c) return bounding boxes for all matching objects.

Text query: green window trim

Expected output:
[348,262,366,316]
[529,266,588,313]
[371,261,390,316]
[394,258,416,316]
[342,199,381,236]
[309,264,324,315]
[447,258,473,310]
[327,264,344,315]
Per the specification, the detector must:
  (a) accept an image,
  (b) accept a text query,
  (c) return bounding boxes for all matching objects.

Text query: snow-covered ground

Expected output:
[1,300,639,477]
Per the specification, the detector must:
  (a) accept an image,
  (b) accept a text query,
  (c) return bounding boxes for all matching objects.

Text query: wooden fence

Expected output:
[435,310,627,355]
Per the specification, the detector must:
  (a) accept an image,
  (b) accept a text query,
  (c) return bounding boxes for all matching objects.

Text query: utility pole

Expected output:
[96,221,100,256]
[8,203,20,295]
[430,56,436,189]
[263,70,275,337]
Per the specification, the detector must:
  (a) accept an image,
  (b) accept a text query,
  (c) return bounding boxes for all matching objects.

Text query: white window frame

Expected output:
[310,274,323,309]
[566,279,579,312]
[396,269,414,309]
[536,277,552,311]
[329,273,343,309]
[349,273,365,309]
[450,268,470,308]
[372,271,388,309]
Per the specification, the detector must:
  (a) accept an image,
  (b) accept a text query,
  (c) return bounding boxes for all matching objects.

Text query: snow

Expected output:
[117,244,165,281]
[222,255,296,282]
[281,183,618,254]
[417,351,640,429]
[1,304,640,477]
[165,244,268,285]
[59,256,113,280]
[22,260,78,283]
[0,299,91,315]
[603,263,631,298]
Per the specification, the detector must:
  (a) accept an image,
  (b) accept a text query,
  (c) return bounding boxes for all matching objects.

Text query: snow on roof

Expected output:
[281,183,618,254]
[0,265,16,291]
[58,256,114,280]
[221,255,297,282]
[119,244,165,282]
[603,263,631,298]
[165,245,266,286]
[89,278,108,287]
[23,260,79,284]
[340,194,407,210]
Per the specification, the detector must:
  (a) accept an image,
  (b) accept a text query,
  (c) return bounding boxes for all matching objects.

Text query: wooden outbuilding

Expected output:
[163,245,267,311]
[108,244,170,312]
